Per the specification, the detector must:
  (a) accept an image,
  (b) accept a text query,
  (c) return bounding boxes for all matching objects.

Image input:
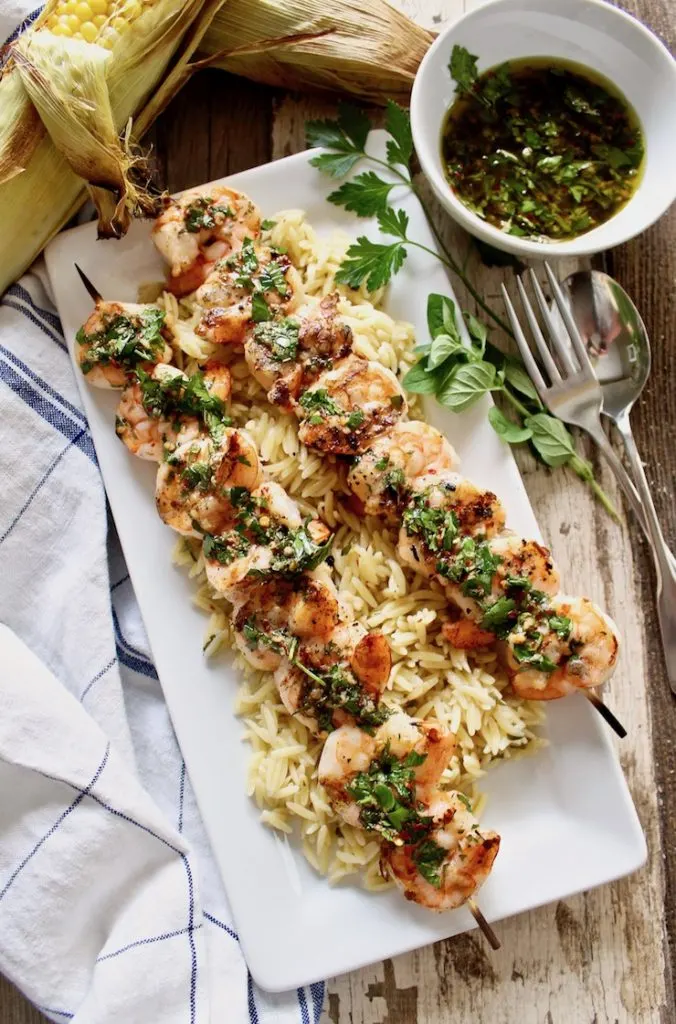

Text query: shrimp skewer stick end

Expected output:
[74,264,103,305]
[468,899,501,950]
[585,692,627,738]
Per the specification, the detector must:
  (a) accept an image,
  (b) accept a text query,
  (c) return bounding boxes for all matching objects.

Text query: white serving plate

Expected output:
[44,133,646,992]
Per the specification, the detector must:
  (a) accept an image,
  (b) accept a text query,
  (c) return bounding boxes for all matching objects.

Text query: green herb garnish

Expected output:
[443,55,644,241]
[184,196,233,233]
[252,317,300,361]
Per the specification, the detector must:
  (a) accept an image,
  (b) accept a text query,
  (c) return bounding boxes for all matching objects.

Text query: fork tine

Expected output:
[515,275,561,384]
[500,283,547,397]
[528,269,577,376]
[544,262,596,378]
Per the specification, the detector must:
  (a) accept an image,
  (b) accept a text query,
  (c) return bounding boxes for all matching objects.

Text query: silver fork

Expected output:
[502,262,676,691]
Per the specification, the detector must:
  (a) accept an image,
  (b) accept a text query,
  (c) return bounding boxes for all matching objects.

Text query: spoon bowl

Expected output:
[559,270,651,420]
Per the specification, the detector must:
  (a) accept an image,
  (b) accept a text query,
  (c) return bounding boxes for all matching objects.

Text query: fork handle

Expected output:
[583,421,649,535]
[612,413,676,694]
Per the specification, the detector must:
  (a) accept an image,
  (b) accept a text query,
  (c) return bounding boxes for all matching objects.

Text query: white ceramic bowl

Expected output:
[411,0,676,257]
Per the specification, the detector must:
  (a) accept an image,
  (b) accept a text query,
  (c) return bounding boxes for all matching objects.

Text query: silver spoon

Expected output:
[559,269,676,694]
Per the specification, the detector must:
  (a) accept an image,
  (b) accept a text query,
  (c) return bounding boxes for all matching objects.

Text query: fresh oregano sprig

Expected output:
[305,102,618,518]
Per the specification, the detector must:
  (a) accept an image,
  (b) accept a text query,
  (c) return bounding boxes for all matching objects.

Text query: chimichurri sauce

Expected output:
[441,52,644,241]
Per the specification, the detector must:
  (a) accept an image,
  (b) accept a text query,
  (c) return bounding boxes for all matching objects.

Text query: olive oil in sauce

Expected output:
[442,54,645,241]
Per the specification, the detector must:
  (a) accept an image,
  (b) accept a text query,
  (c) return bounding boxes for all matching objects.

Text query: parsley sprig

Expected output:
[306,103,617,518]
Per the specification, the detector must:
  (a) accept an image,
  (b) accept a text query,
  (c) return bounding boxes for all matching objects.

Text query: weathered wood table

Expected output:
[1,1,674,1020]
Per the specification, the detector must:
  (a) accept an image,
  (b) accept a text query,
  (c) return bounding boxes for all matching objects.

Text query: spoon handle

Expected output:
[614,414,676,694]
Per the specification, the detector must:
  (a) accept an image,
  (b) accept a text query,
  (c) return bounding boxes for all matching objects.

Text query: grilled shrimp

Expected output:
[195,242,303,346]
[204,481,330,605]
[347,422,458,521]
[244,294,353,410]
[444,534,560,626]
[233,574,344,675]
[397,473,506,580]
[115,362,231,461]
[318,711,456,827]
[381,792,500,911]
[155,430,261,537]
[152,187,261,296]
[297,355,407,455]
[275,609,391,733]
[506,595,620,700]
[76,301,173,388]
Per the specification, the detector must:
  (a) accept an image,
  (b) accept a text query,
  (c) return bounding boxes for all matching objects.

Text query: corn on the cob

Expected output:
[199,0,434,105]
[0,0,225,293]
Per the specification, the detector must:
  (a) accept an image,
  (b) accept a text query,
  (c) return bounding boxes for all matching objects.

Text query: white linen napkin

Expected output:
[0,9,326,1022]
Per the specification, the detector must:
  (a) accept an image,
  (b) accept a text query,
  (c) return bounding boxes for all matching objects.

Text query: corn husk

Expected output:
[199,0,433,104]
[0,0,226,292]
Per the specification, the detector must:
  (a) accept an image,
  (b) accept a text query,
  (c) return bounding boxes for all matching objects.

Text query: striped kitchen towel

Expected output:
[0,8,325,1021]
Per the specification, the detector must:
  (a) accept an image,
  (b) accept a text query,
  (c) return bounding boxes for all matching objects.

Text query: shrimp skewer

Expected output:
[318,717,499,915]
[76,300,174,388]
[155,430,262,537]
[196,241,303,346]
[152,186,261,296]
[115,362,232,461]
[297,354,407,455]
[244,294,353,411]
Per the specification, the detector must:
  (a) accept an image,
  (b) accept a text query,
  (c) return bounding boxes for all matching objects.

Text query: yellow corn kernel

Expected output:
[46,14,58,27]
[72,30,83,38]
[92,13,107,27]
[80,20,98,41]
[65,13,80,30]
[111,16,129,31]
[57,14,73,33]
[63,0,78,12]
[89,0,108,11]
[75,2,93,19]
[122,0,142,20]
[51,22,65,34]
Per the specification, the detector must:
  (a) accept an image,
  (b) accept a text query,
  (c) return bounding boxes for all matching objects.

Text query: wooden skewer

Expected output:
[468,899,501,950]
[75,263,104,305]
[585,692,627,738]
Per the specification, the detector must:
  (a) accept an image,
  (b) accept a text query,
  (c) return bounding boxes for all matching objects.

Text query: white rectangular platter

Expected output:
[44,133,646,992]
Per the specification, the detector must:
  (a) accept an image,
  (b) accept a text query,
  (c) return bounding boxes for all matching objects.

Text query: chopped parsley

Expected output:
[374,456,389,471]
[252,317,300,362]
[438,536,502,599]
[225,238,291,302]
[251,293,271,323]
[258,259,290,297]
[136,367,231,442]
[204,488,333,578]
[347,745,428,843]
[443,54,644,241]
[77,307,165,373]
[412,838,447,888]
[181,461,213,491]
[480,596,517,636]
[346,409,365,430]
[294,661,392,733]
[203,531,250,565]
[383,467,406,494]
[184,196,233,233]
[402,490,459,553]
[298,388,342,425]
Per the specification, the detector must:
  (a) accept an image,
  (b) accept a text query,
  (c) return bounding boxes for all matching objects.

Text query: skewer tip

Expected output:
[585,692,627,738]
[74,263,104,305]
[468,899,501,950]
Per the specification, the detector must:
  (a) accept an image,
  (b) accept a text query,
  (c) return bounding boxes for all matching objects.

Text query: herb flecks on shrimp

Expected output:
[77,301,173,388]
